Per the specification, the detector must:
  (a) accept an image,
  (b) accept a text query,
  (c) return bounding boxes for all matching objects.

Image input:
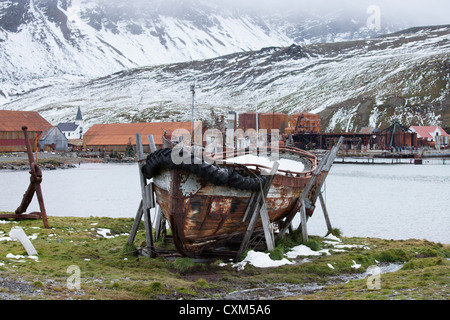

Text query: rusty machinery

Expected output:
[0,126,49,228]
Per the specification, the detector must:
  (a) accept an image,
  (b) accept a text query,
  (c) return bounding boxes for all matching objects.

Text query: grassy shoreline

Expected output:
[0,215,448,300]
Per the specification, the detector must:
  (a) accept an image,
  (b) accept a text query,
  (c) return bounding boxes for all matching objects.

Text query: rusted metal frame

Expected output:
[276,151,331,240]
[236,161,279,260]
[0,212,42,220]
[11,126,49,228]
[15,183,36,215]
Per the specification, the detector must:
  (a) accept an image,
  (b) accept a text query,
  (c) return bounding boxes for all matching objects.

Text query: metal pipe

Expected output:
[190,84,195,140]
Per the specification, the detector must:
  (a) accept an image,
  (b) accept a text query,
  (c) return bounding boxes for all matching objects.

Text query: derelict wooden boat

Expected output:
[142,146,321,258]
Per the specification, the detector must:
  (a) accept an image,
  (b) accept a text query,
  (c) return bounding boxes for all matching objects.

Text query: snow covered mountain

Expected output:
[3,24,450,133]
[0,0,408,99]
[1,0,449,133]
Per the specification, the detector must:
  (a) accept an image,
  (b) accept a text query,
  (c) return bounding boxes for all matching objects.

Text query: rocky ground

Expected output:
[0,151,134,171]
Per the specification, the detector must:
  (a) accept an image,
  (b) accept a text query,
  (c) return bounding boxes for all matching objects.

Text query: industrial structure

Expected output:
[1,107,447,155]
[235,112,439,152]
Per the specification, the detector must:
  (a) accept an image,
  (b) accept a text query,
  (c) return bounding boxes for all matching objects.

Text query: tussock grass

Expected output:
[0,216,448,300]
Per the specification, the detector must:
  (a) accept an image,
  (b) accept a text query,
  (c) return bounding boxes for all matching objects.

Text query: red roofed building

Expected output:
[409,126,449,148]
[83,121,202,153]
[0,110,53,152]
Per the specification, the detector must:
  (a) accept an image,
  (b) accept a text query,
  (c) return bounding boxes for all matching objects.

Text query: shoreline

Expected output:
[2,148,450,171]
[0,152,136,171]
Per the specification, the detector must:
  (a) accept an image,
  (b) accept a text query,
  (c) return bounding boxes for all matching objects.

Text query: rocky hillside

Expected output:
[3,24,449,133]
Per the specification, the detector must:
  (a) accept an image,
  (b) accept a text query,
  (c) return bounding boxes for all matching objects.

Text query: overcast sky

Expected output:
[103,0,450,28]
[217,0,450,26]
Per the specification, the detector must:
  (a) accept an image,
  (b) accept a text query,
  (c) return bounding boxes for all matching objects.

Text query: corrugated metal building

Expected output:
[39,126,68,152]
[83,121,203,152]
[0,110,52,152]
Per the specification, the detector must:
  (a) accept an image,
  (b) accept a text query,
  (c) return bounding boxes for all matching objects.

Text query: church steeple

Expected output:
[75,106,83,122]
[74,107,84,139]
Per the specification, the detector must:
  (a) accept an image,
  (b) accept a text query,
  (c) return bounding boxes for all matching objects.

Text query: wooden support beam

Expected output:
[277,152,330,239]
[147,134,167,242]
[236,162,279,260]
[318,192,332,234]
[153,206,165,241]
[136,133,155,257]
[260,202,275,252]
[242,191,257,223]
[310,136,344,205]
[127,200,143,246]
[299,199,308,243]
[277,136,344,240]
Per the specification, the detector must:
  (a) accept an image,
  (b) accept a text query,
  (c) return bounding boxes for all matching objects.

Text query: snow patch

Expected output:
[233,250,293,270]
[225,154,305,173]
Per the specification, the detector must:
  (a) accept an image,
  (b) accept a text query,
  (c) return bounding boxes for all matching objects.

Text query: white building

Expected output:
[57,107,84,140]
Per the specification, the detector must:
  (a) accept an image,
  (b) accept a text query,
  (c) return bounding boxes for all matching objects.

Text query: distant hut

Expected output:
[39,126,68,152]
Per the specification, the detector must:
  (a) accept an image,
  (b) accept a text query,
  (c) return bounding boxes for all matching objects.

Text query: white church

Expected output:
[57,107,84,140]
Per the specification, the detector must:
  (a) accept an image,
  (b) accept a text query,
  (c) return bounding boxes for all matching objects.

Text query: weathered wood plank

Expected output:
[277,151,330,239]
[299,199,308,243]
[147,134,167,242]
[236,162,279,259]
[127,200,143,245]
[260,202,275,251]
[277,136,343,240]
[136,133,155,257]
[319,192,332,234]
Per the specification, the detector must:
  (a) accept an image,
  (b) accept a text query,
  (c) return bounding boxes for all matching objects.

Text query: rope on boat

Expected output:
[141,148,268,191]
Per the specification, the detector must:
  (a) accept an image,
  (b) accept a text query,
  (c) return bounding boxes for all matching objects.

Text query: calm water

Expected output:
[0,162,449,244]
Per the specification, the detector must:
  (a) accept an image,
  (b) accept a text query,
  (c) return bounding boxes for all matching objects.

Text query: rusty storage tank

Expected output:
[258,112,289,133]
[238,112,257,131]
[289,113,321,133]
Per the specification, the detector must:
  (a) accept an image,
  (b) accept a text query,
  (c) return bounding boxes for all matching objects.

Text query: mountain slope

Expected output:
[0,0,411,100]
[3,25,450,132]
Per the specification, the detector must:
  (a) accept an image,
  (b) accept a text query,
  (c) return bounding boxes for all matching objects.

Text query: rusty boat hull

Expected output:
[151,148,320,257]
